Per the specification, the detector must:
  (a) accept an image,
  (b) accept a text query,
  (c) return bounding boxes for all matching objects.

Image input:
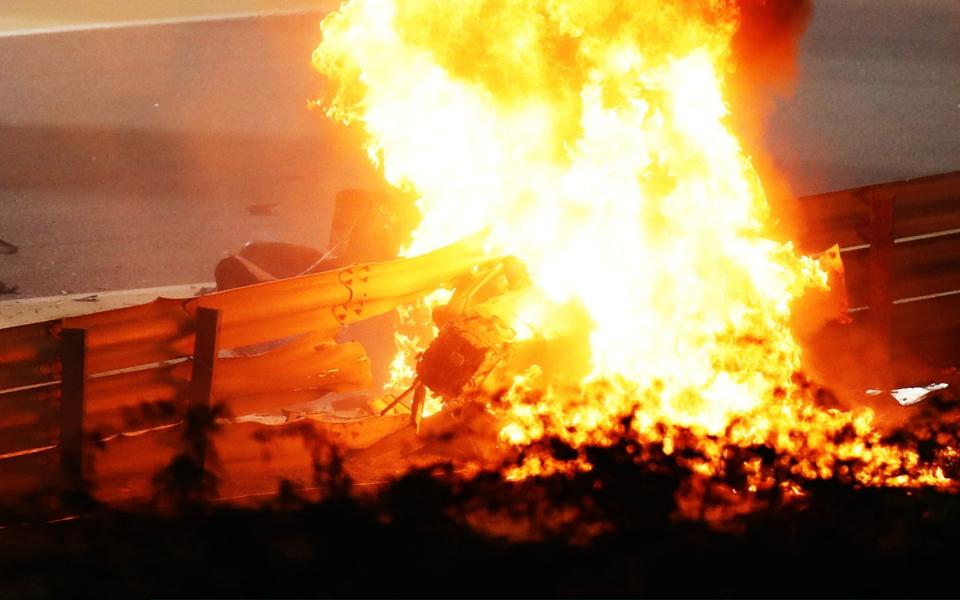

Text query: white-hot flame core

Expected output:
[314,0,829,434]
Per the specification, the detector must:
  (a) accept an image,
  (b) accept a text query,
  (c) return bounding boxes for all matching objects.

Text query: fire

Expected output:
[313,1,956,491]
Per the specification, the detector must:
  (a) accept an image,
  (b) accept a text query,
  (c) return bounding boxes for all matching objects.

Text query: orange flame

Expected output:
[313,0,956,491]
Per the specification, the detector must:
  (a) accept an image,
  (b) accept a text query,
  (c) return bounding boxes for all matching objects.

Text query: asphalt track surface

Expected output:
[0,0,332,33]
[0,1,957,297]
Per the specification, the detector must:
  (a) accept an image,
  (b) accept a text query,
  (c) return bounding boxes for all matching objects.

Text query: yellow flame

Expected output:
[314,0,954,490]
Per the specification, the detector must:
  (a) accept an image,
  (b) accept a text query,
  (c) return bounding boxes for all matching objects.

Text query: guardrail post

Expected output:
[188,307,221,471]
[60,327,87,494]
[866,189,894,387]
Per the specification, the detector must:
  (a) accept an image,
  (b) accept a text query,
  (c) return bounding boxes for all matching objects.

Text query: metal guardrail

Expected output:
[799,171,960,374]
[1,172,959,510]
[0,234,483,507]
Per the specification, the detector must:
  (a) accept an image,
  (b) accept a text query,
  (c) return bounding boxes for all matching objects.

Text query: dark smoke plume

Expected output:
[726,0,815,243]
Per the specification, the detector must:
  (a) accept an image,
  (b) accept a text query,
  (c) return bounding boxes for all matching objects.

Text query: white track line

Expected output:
[0,7,328,39]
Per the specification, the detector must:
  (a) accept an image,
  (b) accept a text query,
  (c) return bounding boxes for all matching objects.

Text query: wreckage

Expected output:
[2,170,960,509]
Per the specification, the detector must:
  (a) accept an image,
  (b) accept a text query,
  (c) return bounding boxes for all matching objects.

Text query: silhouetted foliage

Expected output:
[151,403,228,508]
[252,420,353,499]
[3,437,960,598]
[121,399,182,432]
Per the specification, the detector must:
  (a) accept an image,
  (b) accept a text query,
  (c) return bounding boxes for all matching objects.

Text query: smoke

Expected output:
[726,0,815,243]
[731,0,814,94]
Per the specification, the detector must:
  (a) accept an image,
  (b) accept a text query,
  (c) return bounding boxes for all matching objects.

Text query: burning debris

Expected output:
[309,0,960,502]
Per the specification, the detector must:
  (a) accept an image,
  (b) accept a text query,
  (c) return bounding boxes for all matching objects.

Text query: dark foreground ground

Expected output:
[2,439,959,599]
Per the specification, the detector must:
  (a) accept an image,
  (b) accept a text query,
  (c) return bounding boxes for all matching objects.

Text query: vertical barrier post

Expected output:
[866,189,894,388]
[188,307,221,470]
[60,327,87,493]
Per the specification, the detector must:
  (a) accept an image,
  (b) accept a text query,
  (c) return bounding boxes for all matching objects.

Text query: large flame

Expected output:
[314,0,954,490]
